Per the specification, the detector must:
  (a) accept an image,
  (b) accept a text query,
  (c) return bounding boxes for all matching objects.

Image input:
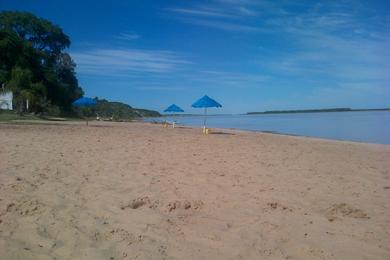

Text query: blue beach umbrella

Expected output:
[73,97,97,107]
[164,104,184,113]
[192,95,222,131]
[73,97,97,125]
[163,104,184,128]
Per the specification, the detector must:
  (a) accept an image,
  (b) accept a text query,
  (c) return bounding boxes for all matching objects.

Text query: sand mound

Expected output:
[120,196,204,213]
[5,199,45,217]
[326,203,370,221]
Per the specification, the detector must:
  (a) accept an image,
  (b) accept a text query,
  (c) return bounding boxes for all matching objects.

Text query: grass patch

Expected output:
[0,110,41,122]
[0,109,85,123]
[0,109,136,125]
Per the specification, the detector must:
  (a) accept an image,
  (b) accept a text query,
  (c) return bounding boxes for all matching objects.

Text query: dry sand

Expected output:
[0,121,389,259]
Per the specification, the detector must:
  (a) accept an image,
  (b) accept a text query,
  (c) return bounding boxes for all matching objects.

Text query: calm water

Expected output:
[146,111,390,145]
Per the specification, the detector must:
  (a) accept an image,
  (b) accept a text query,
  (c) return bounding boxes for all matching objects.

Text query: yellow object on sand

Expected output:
[203,128,211,134]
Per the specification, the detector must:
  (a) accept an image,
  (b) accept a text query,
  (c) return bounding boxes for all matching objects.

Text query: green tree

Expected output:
[53,53,83,110]
[7,67,32,113]
[0,11,83,114]
[0,11,70,55]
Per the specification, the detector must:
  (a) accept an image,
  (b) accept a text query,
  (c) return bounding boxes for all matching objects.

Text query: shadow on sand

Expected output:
[210,131,235,135]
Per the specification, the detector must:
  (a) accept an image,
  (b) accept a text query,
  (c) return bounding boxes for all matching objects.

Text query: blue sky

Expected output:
[1,0,389,113]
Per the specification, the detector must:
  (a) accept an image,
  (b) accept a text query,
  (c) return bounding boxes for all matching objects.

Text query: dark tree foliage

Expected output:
[94,99,160,120]
[0,11,70,57]
[0,11,83,114]
[75,98,161,121]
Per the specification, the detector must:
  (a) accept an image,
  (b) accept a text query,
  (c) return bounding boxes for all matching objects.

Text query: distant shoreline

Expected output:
[161,108,390,117]
[247,107,390,115]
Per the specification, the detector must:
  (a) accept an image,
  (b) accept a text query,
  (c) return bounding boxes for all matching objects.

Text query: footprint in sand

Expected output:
[6,200,45,216]
[325,203,370,222]
[121,197,204,212]
[266,202,292,212]
[121,197,150,210]
[93,228,136,243]
[166,200,203,212]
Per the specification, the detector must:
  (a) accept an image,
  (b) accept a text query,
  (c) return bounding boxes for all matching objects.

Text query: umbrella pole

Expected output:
[203,107,207,133]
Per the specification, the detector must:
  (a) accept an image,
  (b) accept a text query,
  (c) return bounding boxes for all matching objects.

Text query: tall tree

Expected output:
[6,66,32,113]
[0,11,83,113]
[0,11,70,55]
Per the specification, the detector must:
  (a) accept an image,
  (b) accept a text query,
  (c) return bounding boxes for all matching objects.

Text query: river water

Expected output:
[146,111,390,145]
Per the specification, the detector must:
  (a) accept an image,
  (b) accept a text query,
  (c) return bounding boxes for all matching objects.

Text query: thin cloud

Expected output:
[214,0,257,5]
[165,1,260,32]
[115,32,141,40]
[180,17,261,32]
[134,84,185,91]
[72,48,190,76]
[238,7,257,16]
[166,8,236,19]
[251,1,390,94]
[194,70,270,88]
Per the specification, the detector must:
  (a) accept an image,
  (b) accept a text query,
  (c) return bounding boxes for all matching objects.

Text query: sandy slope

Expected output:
[0,122,389,259]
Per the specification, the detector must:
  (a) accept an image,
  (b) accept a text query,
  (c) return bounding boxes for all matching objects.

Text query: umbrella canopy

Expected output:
[163,104,184,128]
[73,97,97,126]
[164,104,184,113]
[192,95,222,108]
[73,97,97,107]
[191,95,222,133]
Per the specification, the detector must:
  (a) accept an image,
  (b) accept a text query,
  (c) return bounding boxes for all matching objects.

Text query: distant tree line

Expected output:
[0,11,83,114]
[76,98,160,121]
[247,108,352,114]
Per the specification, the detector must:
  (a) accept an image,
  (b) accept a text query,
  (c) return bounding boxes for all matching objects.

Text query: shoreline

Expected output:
[2,118,390,147]
[146,120,390,147]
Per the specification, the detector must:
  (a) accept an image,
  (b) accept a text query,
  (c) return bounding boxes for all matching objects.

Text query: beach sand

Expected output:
[1,121,389,259]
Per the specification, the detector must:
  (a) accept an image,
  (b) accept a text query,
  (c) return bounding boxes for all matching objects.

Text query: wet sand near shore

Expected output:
[1,121,390,259]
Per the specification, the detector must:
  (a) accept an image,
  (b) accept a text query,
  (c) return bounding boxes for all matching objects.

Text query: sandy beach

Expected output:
[0,121,389,259]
